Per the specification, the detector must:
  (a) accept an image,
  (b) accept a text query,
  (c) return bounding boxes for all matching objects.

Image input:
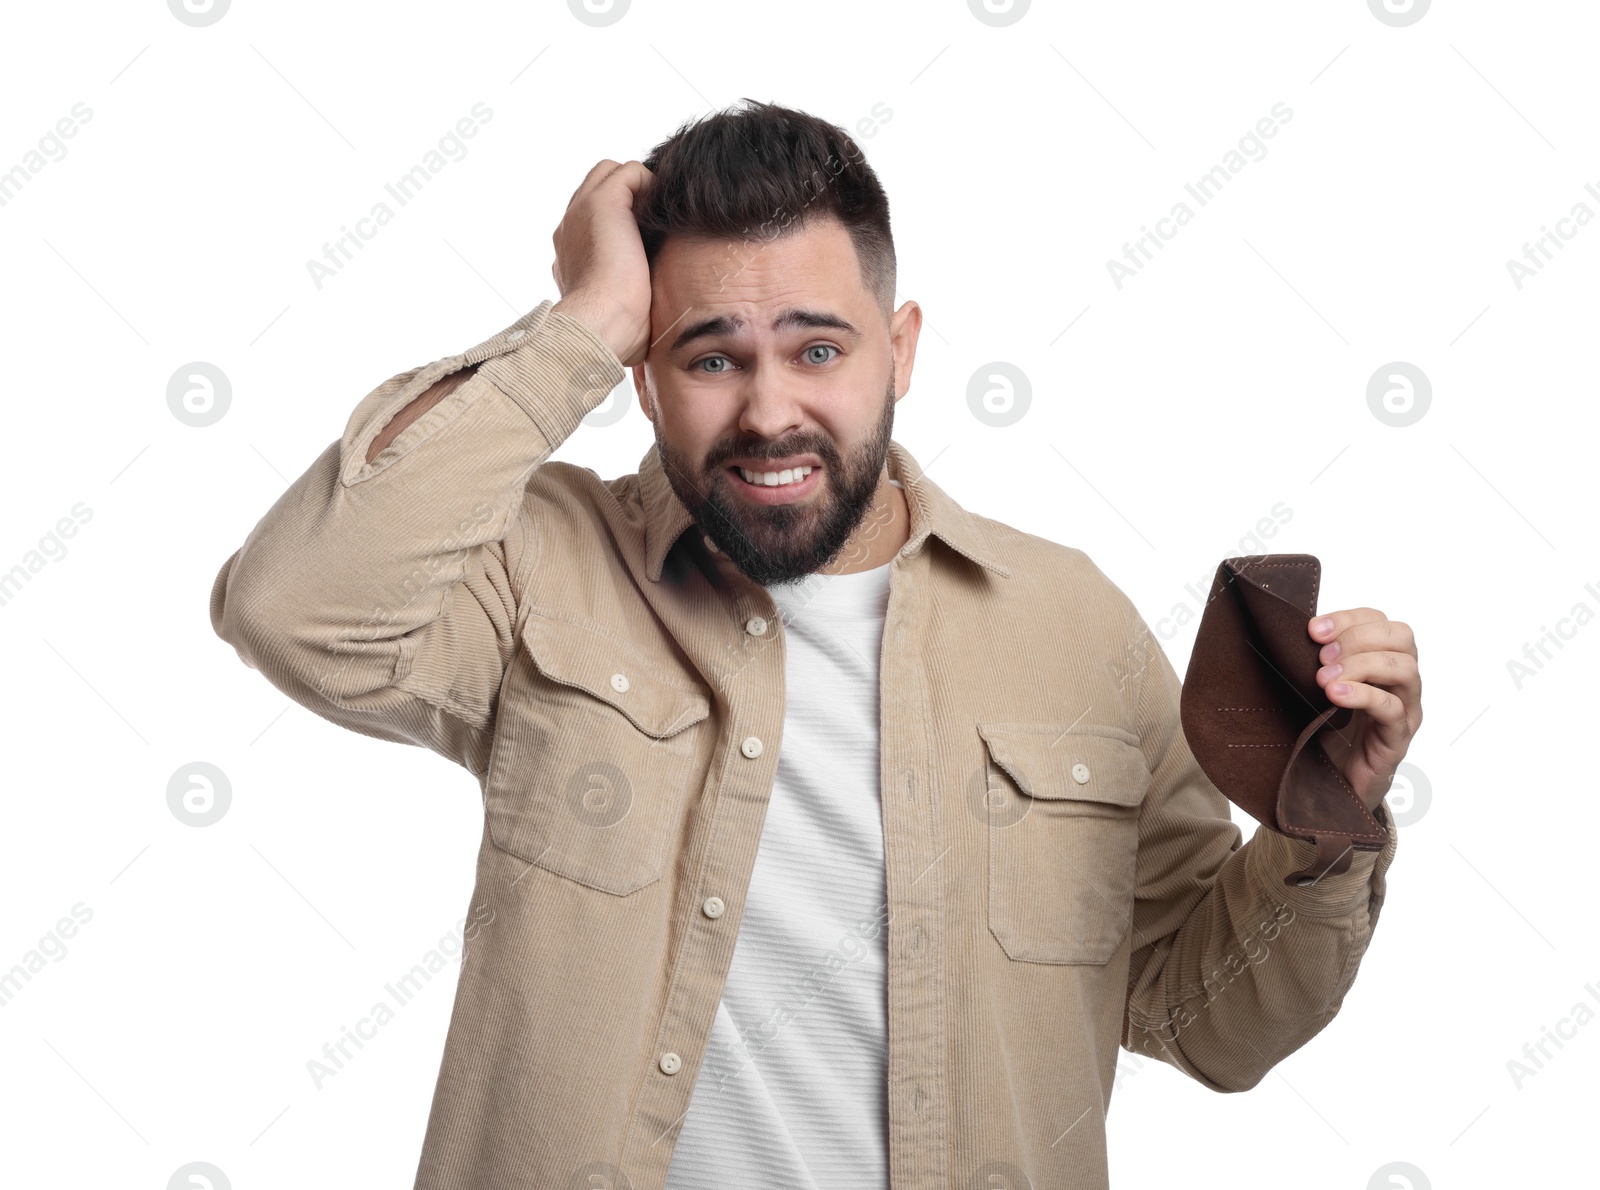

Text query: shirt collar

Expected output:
[637,439,1012,583]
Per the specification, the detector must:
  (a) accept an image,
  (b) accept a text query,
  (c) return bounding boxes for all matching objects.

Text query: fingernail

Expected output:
[1312,616,1334,636]
[1330,682,1349,696]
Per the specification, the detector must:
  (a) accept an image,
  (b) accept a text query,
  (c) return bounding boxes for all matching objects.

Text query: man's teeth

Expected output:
[738,465,814,487]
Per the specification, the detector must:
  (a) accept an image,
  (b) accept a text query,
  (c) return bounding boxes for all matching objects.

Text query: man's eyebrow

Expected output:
[667,307,863,354]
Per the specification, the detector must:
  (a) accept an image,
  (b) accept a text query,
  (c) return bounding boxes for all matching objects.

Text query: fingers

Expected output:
[607,159,655,200]
[567,158,624,209]
[568,159,653,211]
[552,160,628,295]
[1309,606,1388,643]
[552,159,652,258]
[1310,609,1424,746]
[1317,649,1421,708]
[554,161,620,249]
[1309,608,1416,664]
[1321,676,1414,746]
[1310,606,1423,729]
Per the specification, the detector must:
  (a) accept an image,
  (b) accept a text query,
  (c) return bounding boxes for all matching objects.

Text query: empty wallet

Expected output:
[1179,553,1389,886]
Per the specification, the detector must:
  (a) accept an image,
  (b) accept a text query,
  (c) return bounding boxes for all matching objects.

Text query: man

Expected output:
[210,99,1422,1190]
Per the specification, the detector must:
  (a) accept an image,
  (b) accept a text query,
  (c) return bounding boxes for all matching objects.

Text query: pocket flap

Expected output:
[520,615,710,739]
[977,723,1151,807]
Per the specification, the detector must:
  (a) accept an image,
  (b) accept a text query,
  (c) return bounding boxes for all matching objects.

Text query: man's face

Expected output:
[631,216,921,585]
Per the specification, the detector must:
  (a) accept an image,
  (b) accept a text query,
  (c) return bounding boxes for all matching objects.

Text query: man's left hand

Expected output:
[1308,608,1423,815]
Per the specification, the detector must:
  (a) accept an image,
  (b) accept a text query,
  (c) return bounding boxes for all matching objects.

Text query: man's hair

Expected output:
[635,98,896,317]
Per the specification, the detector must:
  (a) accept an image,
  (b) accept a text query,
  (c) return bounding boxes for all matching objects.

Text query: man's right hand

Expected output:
[550,159,654,368]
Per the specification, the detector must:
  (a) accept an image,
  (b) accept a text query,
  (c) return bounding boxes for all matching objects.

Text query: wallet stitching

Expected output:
[1224,558,1320,616]
[1286,741,1385,844]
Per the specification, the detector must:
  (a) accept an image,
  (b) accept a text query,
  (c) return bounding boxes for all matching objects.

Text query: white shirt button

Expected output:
[745,616,768,637]
[741,736,764,758]
[659,1052,682,1075]
[506,328,526,342]
[610,673,630,693]
[702,896,725,918]
[1071,762,1091,784]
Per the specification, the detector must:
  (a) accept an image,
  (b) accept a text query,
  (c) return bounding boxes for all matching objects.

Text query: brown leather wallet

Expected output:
[1179,553,1388,886]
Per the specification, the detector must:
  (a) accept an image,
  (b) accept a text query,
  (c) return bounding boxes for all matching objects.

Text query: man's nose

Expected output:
[734,366,807,441]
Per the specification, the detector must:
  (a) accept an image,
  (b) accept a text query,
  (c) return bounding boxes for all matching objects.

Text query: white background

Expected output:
[1,1,1594,1187]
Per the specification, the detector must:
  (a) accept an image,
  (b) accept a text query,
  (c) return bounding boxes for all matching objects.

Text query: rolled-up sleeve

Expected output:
[208,300,624,778]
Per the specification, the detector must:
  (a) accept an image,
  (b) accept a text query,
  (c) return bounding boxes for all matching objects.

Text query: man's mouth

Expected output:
[722,461,823,504]
[733,464,815,488]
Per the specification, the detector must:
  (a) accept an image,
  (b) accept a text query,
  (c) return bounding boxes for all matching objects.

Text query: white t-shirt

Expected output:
[664,556,894,1189]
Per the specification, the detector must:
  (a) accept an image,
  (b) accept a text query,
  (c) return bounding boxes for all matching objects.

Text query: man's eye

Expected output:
[804,345,839,365]
[695,356,732,374]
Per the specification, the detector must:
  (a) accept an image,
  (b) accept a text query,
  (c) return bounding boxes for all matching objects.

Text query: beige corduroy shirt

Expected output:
[209,298,1397,1190]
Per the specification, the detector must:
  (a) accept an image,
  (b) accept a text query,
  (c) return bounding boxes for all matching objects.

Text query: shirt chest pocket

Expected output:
[978,723,1151,965]
[484,615,712,896]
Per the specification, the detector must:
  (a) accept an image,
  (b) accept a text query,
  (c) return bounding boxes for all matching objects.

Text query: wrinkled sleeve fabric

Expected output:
[1120,612,1398,1092]
[208,300,624,780]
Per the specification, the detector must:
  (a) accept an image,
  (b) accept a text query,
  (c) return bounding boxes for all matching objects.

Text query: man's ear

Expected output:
[889,299,923,403]
[632,363,652,422]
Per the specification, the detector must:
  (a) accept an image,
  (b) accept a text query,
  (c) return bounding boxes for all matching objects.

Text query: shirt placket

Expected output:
[876,544,949,1190]
[619,541,793,1187]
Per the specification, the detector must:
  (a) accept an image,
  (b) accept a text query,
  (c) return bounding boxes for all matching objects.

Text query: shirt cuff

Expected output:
[1246,800,1393,916]
[469,300,628,449]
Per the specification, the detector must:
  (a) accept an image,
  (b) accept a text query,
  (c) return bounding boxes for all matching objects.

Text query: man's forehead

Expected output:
[653,240,868,338]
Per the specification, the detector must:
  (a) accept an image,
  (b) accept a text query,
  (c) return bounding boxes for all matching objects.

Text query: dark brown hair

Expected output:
[635,98,896,317]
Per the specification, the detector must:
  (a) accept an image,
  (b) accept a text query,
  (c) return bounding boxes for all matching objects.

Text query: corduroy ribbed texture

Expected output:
[209,303,1398,1190]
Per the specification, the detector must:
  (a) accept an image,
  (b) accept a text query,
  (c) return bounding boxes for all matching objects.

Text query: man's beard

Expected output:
[654,363,897,587]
